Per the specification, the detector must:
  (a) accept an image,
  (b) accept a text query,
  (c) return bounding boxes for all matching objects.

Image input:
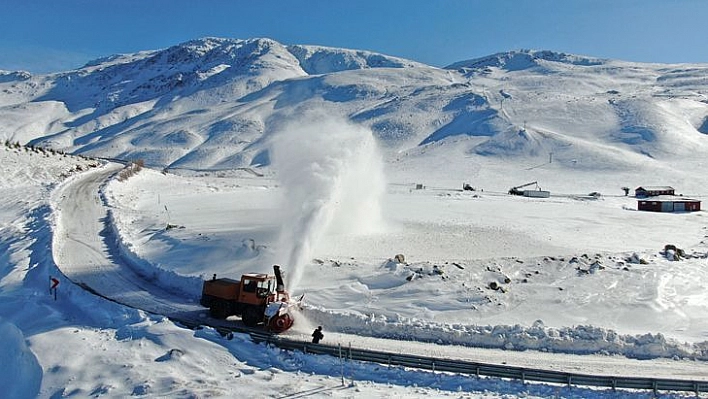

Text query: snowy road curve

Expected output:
[52,164,206,321]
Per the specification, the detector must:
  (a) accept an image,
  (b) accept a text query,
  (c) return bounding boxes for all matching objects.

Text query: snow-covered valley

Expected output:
[2,38,708,398]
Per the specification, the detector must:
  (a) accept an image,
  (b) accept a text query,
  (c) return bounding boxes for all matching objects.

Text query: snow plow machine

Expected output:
[200,265,295,333]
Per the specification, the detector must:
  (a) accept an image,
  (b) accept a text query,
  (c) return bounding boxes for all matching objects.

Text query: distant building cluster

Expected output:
[635,186,701,213]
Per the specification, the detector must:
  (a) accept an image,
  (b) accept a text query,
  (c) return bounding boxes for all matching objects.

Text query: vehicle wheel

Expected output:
[210,301,228,319]
[242,306,262,327]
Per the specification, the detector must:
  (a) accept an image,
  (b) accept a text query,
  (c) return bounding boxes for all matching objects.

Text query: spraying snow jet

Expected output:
[271,114,386,291]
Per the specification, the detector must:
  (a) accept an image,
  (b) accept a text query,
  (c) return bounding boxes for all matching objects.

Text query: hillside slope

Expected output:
[1,40,707,187]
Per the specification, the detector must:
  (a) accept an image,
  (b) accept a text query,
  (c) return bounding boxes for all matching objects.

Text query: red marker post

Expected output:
[49,276,59,300]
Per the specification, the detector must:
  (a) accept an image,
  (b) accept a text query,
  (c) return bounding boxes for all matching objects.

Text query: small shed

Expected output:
[635,186,674,197]
[523,190,550,198]
[637,196,701,212]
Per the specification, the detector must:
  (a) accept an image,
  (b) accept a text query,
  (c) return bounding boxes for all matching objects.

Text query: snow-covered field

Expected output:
[104,161,708,341]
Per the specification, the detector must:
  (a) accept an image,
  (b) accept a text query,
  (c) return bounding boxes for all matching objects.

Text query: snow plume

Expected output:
[270,113,386,292]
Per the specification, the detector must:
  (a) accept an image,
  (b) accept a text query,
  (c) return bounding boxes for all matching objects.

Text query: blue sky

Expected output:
[1,0,707,73]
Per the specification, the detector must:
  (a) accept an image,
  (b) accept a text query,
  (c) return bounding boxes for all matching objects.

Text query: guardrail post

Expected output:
[339,343,344,386]
[652,379,657,396]
[611,378,616,391]
[567,375,572,388]
[432,361,435,373]
[694,382,699,396]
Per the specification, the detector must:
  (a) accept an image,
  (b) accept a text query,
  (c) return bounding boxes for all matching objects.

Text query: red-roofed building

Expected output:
[637,196,701,212]
[634,186,675,197]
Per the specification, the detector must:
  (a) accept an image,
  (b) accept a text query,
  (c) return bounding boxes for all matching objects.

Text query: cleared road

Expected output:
[52,164,206,320]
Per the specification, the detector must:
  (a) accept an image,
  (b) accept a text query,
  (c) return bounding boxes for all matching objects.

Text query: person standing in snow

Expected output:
[311,326,324,343]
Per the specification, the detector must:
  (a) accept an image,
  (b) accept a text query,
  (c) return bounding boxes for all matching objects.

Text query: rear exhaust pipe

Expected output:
[273,264,285,293]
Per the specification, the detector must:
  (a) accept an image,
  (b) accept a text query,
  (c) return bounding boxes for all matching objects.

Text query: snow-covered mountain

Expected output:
[2,37,707,177]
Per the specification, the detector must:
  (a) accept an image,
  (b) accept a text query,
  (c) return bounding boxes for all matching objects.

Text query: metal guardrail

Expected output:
[248,332,708,395]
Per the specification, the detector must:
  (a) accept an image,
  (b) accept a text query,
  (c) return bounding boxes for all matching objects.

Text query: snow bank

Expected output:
[0,318,42,399]
[289,253,708,361]
[105,208,204,299]
[299,306,707,361]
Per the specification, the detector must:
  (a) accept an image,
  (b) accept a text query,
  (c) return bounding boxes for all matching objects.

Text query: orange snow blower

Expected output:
[200,264,295,332]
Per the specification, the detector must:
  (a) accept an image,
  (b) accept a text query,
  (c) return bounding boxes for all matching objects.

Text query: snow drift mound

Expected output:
[0,318,42,399]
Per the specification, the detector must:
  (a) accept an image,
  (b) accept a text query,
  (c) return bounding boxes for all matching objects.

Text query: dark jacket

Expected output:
[311,327,324,343]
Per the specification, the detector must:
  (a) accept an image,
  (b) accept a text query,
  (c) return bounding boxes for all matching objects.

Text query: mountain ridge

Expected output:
[0,37,707,183]
[445,49,607,72]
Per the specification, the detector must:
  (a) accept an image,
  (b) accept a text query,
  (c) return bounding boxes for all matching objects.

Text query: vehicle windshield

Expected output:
[256,279,274,297]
